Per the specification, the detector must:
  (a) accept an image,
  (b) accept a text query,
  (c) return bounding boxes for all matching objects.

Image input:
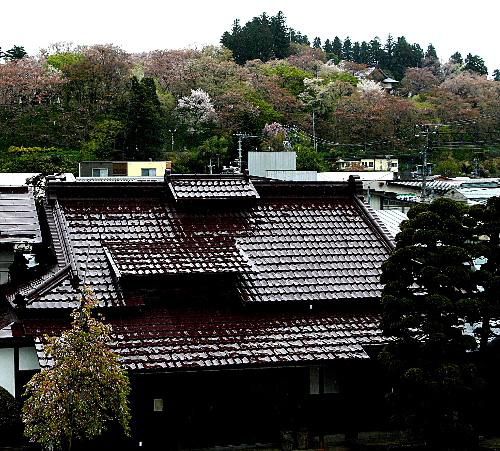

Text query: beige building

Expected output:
[79,161,172,178]
[336,157,399,172]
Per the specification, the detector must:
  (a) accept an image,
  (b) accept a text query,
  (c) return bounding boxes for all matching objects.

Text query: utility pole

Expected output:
[312,109,317,152]
[233,133,258,173]
[415,124,441,201]
[168,128,176,152]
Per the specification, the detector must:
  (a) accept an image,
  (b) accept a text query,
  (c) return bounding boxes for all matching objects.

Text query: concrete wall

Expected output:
[127,161,170,177]
[248,152,296,177]
[265,170,317,181]
[0,348,15,396]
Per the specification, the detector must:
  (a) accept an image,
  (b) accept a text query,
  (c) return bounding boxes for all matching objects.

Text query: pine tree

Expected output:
[369,37,382,65]
[493,69,500,81]
[352,42,361,63]
[323,39,333,54]
[3,45,27,60]
[122,76,164,160]
[450,52,463,65]
[360,41,370,64]
[342,37,353,60]
[380,198,482,448]
[464,53,488,75]
[332,36,343,60]
[313,37,322,49]
[270,11,290,59]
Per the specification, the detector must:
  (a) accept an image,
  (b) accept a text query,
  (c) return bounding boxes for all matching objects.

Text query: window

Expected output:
[368,161,374,167]
[92,168,109,177]
[141,168,157,176]
[309,367,340,395]
[391,162,398,168]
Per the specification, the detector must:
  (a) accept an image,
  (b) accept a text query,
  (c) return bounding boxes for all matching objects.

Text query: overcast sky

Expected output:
[2,0,498,74]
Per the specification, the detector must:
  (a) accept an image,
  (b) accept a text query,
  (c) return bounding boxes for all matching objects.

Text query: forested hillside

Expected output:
[0,11,499,176]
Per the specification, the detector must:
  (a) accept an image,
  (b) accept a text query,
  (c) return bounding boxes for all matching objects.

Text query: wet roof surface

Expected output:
[28,310,384,370]
[0,186,42,245]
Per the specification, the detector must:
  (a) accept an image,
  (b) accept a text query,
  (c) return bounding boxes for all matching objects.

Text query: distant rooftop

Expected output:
[0,186,42,245]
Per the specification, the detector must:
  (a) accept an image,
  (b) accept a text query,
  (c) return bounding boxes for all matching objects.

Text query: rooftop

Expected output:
[0,186,42,245]
[13,176,393,309]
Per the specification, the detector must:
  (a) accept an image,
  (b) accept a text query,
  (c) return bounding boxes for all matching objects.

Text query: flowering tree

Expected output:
[176,88,217,134]
[261,122,289,151]
[22,289,130,450]
[357,79,385,97]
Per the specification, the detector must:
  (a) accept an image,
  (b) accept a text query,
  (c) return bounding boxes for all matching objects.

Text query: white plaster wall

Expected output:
[0,348,15,396]
[19,347,40,371]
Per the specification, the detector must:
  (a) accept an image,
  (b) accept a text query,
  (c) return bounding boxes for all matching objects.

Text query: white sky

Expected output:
[2,0,499,74]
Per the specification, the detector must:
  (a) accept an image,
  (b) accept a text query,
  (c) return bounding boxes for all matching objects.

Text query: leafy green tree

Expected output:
[435,157,461,176]
[23,289,131,450]
[122,76,164,160]
[464,53,488,75]
[380,198,481,448]
[197,135,230,172]
[83,119,125,160]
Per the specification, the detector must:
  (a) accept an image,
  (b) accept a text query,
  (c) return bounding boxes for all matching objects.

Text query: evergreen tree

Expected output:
[493,69,500,81]
[122,76,164,160]
[289,28,309,45]
[352,41,361,63]
[369,37,382,65]
[270,11,290,59]
[392,36,414,79]
[359,41,370,64]
[3,45,27,60]
[380,198,482,448]
[425,43,438,59]
[323,39,333,54]
[464,53,488,75]
[342,37,353,61]
[450,51,463,65]
[313,36,322,49]
[382,35,395,69]
[332,36,343,60]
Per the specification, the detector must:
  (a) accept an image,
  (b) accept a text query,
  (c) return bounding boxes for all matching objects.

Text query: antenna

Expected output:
[233,133,258,173]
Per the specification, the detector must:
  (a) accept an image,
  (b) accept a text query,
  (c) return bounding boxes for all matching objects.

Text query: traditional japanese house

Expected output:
[0,173,396,449]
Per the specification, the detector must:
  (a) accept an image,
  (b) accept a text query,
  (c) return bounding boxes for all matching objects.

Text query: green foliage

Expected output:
[380,198,482,447]
[23,288,131,450]
[261,62,313,95]
[221,11,299,64]
[291,131,328,171]
[0,386,22,445]
[83,119,125,160]
[0,147,82,174]
[122,76,164,160]
[435,158,461,176]
[47,52,85,72]
[464,53,488,76]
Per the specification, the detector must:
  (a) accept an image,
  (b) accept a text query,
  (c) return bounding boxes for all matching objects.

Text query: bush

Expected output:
[0,386,22,444]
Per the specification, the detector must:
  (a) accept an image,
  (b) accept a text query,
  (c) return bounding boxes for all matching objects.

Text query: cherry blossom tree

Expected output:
[176,88,217,134]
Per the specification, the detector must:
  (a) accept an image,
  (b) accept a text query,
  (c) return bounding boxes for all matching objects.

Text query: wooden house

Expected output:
[0,174,395,449]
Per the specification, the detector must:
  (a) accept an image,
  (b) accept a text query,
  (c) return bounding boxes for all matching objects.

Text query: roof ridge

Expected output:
[353,196,396,252]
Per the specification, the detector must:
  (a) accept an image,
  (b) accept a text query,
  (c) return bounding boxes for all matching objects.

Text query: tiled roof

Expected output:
[388,180,452,193]
[0,186,42,244]
[28,309,384,370]
[16,179,393,309]
[372,210,408,239]
[167,174,259,201]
